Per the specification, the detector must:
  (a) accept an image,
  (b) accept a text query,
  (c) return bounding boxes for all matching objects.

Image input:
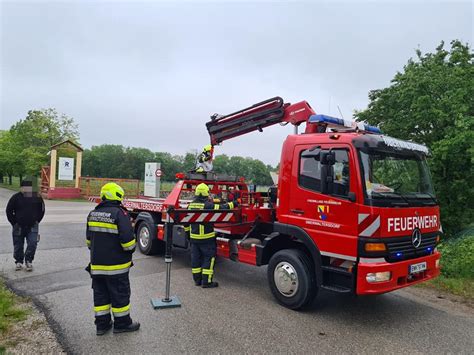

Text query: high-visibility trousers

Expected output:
[190,239,217,286]
[92,274,132,329]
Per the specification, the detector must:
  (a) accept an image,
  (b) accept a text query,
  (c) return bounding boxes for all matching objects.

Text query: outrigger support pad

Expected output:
[151,222,182,310]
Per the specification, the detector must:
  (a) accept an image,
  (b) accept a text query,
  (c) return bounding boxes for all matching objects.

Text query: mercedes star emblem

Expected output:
[412,228,422,248]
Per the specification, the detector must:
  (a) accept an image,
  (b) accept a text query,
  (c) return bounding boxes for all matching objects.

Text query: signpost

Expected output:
[58,157,74,181]
[144,162,161,198]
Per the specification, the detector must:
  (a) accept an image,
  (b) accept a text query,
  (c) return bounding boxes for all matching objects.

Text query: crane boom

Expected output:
[206,97,319,145]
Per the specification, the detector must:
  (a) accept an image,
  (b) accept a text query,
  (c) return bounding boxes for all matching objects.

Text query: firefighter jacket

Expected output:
[195,151,213,172]
[86,200,136,277]
[188,196,237,243]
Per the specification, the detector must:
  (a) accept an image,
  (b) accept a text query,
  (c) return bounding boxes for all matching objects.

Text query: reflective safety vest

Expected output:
[187,197,235,242]
[86,200,136,277]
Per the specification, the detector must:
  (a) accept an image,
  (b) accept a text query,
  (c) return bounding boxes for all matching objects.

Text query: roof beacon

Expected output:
[308,114,382,134]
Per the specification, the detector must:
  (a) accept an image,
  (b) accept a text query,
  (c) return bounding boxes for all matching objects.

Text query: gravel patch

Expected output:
[0,300,64,354]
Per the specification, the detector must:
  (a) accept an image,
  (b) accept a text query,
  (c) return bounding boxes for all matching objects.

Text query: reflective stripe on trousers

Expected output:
[94,304,111,316]
[202,257,215,283]
[112,303,130,317]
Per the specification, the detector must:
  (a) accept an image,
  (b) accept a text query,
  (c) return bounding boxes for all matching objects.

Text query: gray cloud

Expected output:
[1,0,472,165]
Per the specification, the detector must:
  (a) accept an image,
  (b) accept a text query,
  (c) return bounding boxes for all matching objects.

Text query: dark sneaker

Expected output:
[25,262,33,272]
[15,263,23,271]
[194,280,202,286]
[96,322,113,336]
[113,321,140,334]
[202,282,219,288]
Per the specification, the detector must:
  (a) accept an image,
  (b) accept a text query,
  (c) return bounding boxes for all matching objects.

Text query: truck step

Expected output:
[321,285,352,293]
[322,265,353,276]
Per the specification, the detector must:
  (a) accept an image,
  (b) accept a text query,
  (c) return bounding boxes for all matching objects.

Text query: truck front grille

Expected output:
[385,233,437,262]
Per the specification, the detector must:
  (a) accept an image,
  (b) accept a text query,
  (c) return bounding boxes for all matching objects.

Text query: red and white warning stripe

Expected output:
[358,213,380,237]
[167,211,235,223]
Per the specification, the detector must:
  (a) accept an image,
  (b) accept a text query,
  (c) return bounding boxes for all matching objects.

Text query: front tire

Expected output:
[136,221,164,255]
[267,249,318,310]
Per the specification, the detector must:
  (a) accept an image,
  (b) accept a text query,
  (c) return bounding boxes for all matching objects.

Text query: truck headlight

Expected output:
[366,271,391,283]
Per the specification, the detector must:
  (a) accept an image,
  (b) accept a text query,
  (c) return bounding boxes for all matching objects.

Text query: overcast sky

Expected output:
[1,0,472,165]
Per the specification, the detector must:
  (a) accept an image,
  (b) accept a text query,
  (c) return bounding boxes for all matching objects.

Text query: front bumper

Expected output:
[356,251,440,295]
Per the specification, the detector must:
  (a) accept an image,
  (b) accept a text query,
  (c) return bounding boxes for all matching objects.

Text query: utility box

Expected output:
[144,162,161,198]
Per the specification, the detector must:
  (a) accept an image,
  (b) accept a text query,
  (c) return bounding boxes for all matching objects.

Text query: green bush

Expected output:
[438,234,474,279]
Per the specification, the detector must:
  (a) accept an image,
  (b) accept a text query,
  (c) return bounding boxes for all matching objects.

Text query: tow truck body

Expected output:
[98,97,441,309]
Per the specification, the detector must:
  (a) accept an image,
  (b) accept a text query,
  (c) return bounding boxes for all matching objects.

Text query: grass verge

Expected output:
[0,279,30,352]
[422,233,474,300]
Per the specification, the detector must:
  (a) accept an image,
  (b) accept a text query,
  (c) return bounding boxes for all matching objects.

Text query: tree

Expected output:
[248,158,273,185]
[154,152,183,181]
[213,154,230,174]
[81,144,276,188]
[0,130,22,184]
[183,151,198,172]
[355,40,474,236]
[121,147,155,179]
[82,145,125,178]
[3,109,80,178]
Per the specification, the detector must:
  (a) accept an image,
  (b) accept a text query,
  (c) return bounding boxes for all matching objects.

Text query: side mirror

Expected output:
[321,150,336,165]
[321,164,334,194]
[348,192,356,202]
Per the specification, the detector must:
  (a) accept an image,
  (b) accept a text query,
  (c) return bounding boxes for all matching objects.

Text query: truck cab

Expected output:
[275,129,440,302]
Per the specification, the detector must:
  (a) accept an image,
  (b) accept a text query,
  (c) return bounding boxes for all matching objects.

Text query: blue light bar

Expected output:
[310,114,345,126]
[308,114,382,134]
[362,124,383,134]
[396,252,403,257]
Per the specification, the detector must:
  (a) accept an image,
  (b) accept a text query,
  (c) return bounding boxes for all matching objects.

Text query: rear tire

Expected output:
[267,249,318,310]
[136,221,164,255]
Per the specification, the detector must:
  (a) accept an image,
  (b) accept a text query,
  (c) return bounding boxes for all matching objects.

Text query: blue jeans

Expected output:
[12,223,39,264]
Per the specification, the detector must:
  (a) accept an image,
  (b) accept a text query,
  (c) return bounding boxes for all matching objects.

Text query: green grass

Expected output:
[0,280,29,352]
[423,233,474,300]
[0,176,21,191]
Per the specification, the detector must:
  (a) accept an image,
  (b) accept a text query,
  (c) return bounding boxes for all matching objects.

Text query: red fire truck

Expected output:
[114,97,442,309]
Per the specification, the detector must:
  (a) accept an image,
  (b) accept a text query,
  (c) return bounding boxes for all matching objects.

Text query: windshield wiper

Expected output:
[402,192,438,205]
[369,191,410,205]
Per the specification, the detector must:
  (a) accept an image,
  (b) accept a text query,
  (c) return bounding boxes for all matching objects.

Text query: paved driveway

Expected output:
[0,188,473,354]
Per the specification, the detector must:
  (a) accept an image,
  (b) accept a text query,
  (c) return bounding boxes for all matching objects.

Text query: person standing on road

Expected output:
[5,179,45,272]
[86,182,140,336]
[188,183,238,288]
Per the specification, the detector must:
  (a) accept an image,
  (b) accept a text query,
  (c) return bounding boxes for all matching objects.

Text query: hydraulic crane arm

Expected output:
[206,97,319,145]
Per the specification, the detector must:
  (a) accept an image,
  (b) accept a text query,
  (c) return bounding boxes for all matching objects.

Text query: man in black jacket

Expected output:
[5,179,45,271]
[86,182,140,336]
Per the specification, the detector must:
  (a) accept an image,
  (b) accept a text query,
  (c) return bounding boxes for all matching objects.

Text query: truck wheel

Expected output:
[136,221,164,255]
[267,249,318,310]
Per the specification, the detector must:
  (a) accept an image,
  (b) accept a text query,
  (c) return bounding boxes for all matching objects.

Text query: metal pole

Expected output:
[294,125,298,135]
[163,262,171,301]
[150,218,182,309]
[161,224,173,302]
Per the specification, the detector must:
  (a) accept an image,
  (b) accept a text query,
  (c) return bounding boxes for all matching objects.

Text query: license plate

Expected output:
[409,262,427,274]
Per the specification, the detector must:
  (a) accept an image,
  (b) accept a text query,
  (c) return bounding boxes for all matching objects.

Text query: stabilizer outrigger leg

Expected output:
[151,220,182,309]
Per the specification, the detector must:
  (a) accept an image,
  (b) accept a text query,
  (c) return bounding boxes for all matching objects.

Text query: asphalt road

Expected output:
[0,188,473,354]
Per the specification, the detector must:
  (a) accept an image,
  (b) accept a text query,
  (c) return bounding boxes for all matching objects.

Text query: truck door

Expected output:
[288,144,358,259]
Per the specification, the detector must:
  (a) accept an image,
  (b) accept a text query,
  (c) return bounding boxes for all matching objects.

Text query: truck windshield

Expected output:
[359,149,436,207]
